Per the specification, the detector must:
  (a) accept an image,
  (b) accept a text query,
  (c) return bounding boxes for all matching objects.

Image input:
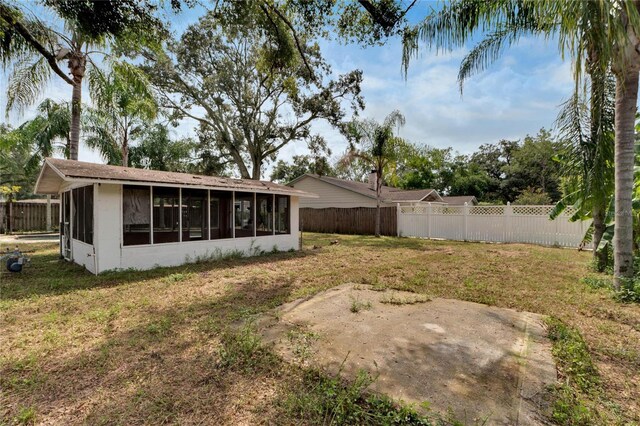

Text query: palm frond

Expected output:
[458,24,531,93]
[402,0,536,77]
[6,56,51,115]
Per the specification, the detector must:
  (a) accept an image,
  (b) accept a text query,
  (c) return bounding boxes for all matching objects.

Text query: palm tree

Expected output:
[14,98,71,231]
[342,110,406,237]
[0,3,104,160]
[401,0,640,289]
[553,74,615,271]
[0,1,160,161]
[449,1,615,270]
[21,99,71,163]
[85,62,157,166]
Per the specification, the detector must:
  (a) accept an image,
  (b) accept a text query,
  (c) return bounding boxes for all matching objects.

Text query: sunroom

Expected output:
[35,158,316,274]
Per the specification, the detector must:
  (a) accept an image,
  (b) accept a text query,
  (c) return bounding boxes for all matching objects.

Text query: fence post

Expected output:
[504,202,512,243]
[463,202,469,241]
[554,208,559,246]
[46,195,52,232]
[396,203,400,237]
[427,202,432,239]
[8,201,13,234]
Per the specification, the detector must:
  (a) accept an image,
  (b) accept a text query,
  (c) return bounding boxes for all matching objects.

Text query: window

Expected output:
[123,185,151,246]
[256,194,273,236]
[71,185,93,244]
[211,191,233,239]
[275,195,290,234]
[182,189,208,241]
[234,192,254,238]
[152,187,179,244]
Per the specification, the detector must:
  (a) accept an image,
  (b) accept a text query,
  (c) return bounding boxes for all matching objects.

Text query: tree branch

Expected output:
[356,0,416,34]
[260,1,316,82]
[0,5,74,85]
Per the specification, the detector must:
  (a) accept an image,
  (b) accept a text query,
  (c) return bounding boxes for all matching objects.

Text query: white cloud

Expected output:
[0,14,597,177]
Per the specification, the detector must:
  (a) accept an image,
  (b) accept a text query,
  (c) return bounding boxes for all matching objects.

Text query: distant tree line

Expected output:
[271,127,563,205]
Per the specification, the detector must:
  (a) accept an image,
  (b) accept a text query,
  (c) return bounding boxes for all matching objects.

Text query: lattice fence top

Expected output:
[432,205,464,215]
[400,205,425,214]
[469,206,504,216]
[512,205,553,216]
[398,203,577,218]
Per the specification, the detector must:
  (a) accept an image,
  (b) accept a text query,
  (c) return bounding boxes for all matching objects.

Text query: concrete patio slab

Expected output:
[261,283,557,425]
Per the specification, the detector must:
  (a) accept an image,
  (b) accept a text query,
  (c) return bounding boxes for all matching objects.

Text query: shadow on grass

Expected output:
[2,275,296,424]
[0,243,318,302]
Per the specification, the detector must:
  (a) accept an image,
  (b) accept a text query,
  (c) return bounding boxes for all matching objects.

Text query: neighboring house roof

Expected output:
[288,174,442,203]
[35,158,317,198]
[441,195,478,205]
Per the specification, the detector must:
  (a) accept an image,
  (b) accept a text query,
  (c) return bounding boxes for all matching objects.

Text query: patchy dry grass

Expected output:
[1,233,639,424]
[379,292,431,305]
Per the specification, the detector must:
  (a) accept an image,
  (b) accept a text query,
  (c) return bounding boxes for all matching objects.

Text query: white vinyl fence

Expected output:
[397,203,590,248]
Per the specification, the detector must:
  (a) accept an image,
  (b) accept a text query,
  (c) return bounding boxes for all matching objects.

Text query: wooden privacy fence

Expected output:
[0,200,59,233]
[398,203,590,248]
[300,207,397,236]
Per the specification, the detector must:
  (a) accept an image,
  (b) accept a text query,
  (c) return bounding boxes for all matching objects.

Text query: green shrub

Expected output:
[613,278,640,303]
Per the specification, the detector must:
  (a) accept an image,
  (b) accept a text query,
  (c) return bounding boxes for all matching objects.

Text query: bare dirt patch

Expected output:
[261,284,556,424]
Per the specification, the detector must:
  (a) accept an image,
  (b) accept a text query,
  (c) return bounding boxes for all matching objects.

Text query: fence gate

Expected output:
[397,203,590,248]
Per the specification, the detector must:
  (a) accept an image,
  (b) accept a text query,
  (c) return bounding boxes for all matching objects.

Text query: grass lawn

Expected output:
[1,233,639,424]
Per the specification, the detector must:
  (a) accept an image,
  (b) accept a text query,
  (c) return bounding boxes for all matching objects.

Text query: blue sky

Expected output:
[1,1,574,176]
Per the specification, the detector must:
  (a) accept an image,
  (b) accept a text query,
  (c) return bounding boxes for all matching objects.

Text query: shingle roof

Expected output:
[441,195,478,205]
[291,174,442,203]
[35,158,317,197]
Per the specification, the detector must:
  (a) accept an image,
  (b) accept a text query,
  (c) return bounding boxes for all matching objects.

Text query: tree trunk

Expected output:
[613,67,639,289]
[251,160,262,180]
[592,203,607,272]
[375,173,382,237]
[5,199,10,235]
[68,53,86,161]
[122,130,129,167]
[69,81,81,160]
[46,194,52,232]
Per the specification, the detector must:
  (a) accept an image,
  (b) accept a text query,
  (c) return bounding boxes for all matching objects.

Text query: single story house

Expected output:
[35,158,315,274]
[288,173,443,208]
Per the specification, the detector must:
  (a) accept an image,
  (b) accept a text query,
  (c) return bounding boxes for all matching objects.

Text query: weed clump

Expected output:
[216,324,277,372]
[349,295,372,313]
[277,368,432,425]
[580,275,640,303]
[545,317,602,424]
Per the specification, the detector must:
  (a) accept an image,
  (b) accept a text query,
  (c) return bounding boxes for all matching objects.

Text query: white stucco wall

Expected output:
[119,234,298,271]
[291,176,394,208]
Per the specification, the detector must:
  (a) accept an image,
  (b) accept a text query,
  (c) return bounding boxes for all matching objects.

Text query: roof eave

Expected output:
[40,173,318,198]
[34,159,68,195]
